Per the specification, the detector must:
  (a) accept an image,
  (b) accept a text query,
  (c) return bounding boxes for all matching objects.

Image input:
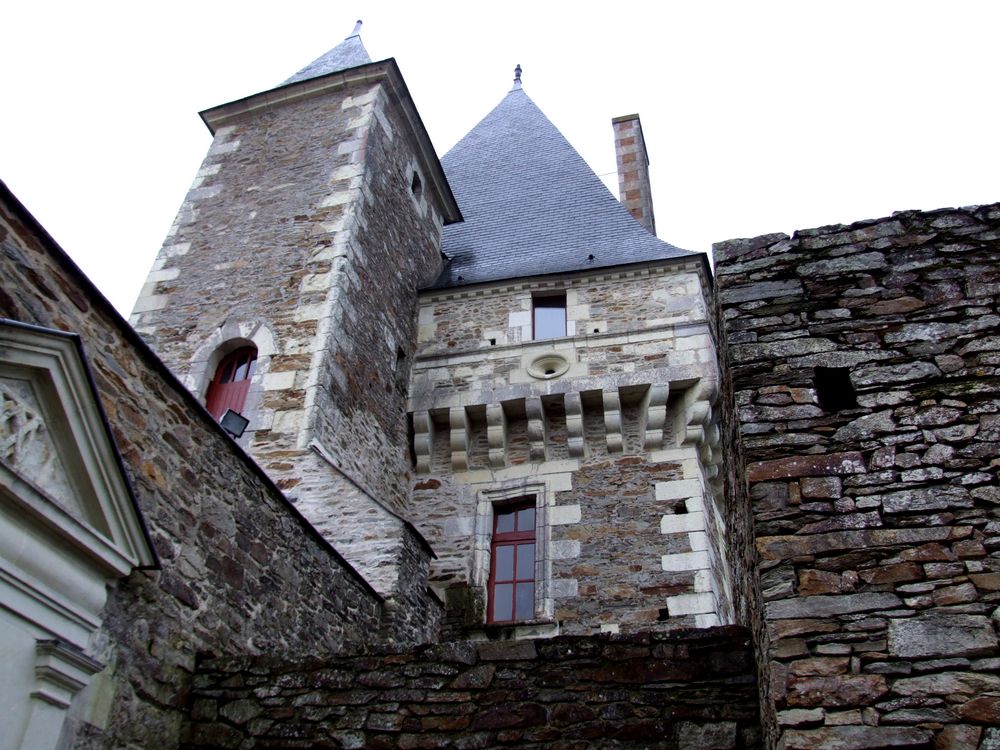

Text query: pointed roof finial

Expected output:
[349,19,363,38]
[512,64,523,91]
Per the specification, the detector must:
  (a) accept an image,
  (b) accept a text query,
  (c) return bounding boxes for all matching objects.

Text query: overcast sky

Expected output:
[4,1,999,314]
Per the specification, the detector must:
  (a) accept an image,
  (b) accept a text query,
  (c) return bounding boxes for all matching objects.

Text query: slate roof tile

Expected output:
[435,85,693,289]
[283,23,372,85]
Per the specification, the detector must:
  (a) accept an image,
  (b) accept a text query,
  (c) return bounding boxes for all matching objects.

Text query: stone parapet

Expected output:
[715,204,1000,750]
[184,627,762,749]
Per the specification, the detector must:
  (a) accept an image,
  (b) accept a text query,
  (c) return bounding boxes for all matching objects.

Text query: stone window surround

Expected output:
[473,480,555,626]
[185,320,275,441]
[487,499,536,623]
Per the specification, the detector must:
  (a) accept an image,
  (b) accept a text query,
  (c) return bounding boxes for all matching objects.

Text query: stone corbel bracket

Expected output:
[486,403,507,469]
[640,384,669,451]
[678,380,722,480]
[564,392,585,458]
[602,389,623,453]
[449,406,470,472]
[525,397,547,462]
[412,410,435,475]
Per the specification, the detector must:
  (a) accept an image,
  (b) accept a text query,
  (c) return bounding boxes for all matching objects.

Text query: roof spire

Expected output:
[512,64,523,91]
[282,20,372,85]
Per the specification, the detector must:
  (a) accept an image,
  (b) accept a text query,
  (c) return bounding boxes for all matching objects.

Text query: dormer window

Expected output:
[532,293,566,340]
[206,347,257,420]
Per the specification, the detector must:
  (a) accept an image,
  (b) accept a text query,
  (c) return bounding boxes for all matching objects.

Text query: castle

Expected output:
[1,24,998,750]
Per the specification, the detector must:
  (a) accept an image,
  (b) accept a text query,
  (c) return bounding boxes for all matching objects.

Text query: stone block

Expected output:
[780,726,932,750]
[719,279,804,305]
[666,593,715,617]
[767,593,902,620]
[888,614,998,659]
[655,478,703,501]
[548,504,581,526]
[677,721,736,749]
[747,452,866,482]
[660,512,706,535]
[661,551,711,572]
[786,674,888,708]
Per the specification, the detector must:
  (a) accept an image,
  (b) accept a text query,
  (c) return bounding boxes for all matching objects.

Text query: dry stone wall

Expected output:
[0,187,404,749]
[185,627,762,749]
[714,204,1000,750]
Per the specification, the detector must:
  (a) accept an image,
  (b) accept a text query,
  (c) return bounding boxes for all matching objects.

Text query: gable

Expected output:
[0,320,155,573]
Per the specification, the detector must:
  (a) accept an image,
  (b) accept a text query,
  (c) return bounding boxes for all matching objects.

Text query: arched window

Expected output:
[205,346,257,420]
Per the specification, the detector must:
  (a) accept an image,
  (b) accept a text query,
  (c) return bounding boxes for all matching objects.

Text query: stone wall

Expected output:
[715,204,1000,749]
[185,627,762,749]
[408,261,733,636]
[0,185,410,748]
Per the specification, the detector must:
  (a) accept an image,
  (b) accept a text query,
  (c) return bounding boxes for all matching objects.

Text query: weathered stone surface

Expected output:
[748,453,867,482]
[186,630,762,748]
[879,487,973,514]
[758,528,951,560]
[767,592,903,620]
[786,673,888,707]
[888,614,998,658]
[957,696,1000,724]
[720,278,804,304]
[780,726,932,749]
[677,720,737,749]
[892,672,1000,697]
[717,204,1000,749]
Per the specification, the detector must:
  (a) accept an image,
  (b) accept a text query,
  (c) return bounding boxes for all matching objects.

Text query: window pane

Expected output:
[493,583,513,621]
[234,358,250,381]
[246,357,257,380]
[496,510,516,533]
[516,543,534,580]
[534,306,566,339]
[220,361,235,383]
[517,507,535,532]
[495,545,514,581]
[515,582,534,620]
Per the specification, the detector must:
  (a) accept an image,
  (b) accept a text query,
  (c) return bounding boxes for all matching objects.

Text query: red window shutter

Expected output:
[205,347,257,420]
[488,500,536,623]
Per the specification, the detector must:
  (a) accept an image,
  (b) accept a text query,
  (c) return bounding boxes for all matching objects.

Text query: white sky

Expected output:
[4,1,999,314]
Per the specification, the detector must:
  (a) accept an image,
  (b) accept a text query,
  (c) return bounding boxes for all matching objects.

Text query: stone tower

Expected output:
[130,24,461,617]
[405,72,732,637]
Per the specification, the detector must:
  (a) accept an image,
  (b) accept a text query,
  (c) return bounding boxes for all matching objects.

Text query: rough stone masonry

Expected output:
[714,203,1000,750]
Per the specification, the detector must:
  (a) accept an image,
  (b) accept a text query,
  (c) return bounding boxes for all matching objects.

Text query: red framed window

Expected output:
[488,500,536,623]
[205,347,257,420]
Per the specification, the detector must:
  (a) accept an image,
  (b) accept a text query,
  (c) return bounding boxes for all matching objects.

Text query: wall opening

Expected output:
[814,366,857,412]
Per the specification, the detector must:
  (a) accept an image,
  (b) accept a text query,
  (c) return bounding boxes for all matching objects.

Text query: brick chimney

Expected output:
[612,114,656,236]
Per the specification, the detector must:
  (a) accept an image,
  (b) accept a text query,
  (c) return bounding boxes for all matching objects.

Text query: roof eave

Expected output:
[424,250,714,295]
[199,58,463,226]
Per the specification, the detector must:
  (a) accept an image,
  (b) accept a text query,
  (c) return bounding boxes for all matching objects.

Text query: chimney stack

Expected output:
[612,114,656,236]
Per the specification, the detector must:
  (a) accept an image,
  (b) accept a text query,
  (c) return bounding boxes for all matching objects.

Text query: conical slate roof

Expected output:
[435,81,692,289]
[283,21,372,85]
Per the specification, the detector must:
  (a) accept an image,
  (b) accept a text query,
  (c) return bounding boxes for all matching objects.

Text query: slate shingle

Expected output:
[283,25,372,85]
[435,86,693,289]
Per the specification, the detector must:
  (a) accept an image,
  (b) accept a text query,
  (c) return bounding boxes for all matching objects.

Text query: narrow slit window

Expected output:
[533,293,566,340]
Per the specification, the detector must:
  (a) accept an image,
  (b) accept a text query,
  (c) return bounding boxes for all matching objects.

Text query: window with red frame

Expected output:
[488,500,536,623]
[205,347,257,420]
